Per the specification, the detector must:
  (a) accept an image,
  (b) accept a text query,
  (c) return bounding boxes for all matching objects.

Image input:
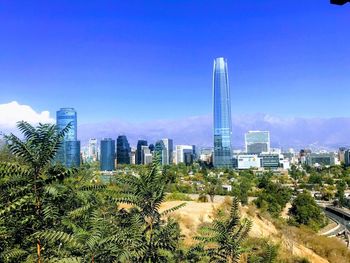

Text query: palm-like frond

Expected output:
[0,161,31,176]
[5,121,72,171]
[160,202,186,216]
[35,230,82,248]
[0,194,33,216]
[195,197,252,263]
[1,247,28,262]
[46,257,82,263]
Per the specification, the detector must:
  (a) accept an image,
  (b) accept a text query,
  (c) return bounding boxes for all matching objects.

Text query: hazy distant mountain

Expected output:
[78,113,350,150]
[0,102,347,150]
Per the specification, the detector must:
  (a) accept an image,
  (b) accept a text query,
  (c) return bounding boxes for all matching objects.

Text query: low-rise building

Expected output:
[306,152,335,167]
[260,153,281,169]
[233,154,261,169]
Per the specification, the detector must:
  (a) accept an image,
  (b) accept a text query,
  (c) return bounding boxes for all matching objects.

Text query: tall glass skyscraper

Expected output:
[116,135,131,165]
[57,108,77,141]
[161,138,173,165]
[154,140,167,165]
[56,108,80,167]
[100,138,115,171]
[136,140,148,164]
[213,57,233,168]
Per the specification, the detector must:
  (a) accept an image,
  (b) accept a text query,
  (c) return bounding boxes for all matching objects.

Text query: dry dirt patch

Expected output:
[161,200,330,263]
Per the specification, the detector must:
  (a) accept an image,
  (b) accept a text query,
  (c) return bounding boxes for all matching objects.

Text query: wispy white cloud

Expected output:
[0,101,54,130]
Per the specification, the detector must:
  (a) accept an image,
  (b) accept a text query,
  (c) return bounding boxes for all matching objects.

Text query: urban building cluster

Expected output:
[54,57,348,172]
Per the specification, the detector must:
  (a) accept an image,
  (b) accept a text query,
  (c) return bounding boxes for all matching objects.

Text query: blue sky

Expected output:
[1,0,349,124]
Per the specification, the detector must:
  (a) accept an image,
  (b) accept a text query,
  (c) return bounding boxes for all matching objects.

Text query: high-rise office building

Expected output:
[100,138,115,171]
[161,138,173,165]
[154,140,167,165]
[213,57,233,168]
[116,135,131,165]
[338,147,347,163]
[175,145,193,164]
[141,145,151,164]
[245,131,270,154]
[136,140,148,164]
[88,138,98,161]
[344,149,350,167]
[144,153,153,165]
[57,108,77,141]
[56,108,80,167]
[130,147,136,165]
[149,144,155,152]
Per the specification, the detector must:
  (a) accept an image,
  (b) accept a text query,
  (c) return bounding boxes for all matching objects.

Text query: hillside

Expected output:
[161,199,331,263]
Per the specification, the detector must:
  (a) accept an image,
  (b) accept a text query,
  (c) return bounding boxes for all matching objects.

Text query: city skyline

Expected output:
[3,101,350,150]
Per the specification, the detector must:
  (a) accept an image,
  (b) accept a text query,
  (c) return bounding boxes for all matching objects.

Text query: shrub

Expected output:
[197,193,208,202]
[288,191,326,231]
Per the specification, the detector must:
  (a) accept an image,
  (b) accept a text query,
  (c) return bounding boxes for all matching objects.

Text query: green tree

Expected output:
[288,191,326,231]
[114,154,185,262]
[255,179,292,217]
[335,180,347,207]
[244,239,278,263]
[289,164,302,187]
[0,121,73,262]
[308,173,323,186]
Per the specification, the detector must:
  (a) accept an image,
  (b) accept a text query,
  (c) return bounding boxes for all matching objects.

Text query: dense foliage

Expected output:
[254,174,292,217]
[0,122,254,263]
[288,192,326,231]
[1,122,350,262]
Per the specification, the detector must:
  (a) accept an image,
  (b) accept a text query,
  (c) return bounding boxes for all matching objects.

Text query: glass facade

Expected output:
[154,140,167,165]
[213,57,233,168]
[345,150,350,167]
[260,153,280,169]
[306,153,335,166]
[245,131,270,154]
[136,140,148,164]
[161,138,173,165]
[56,108,80,167]
[100,138,116,171]
[116,135,131,164]
[57,108,77,141]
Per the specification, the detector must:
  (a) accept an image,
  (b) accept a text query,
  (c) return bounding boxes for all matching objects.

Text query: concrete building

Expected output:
[144,153,153,164]
[130,147,136,165]
[260,153,281,169]
[233,154,261,170]
[141,145,151,164]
